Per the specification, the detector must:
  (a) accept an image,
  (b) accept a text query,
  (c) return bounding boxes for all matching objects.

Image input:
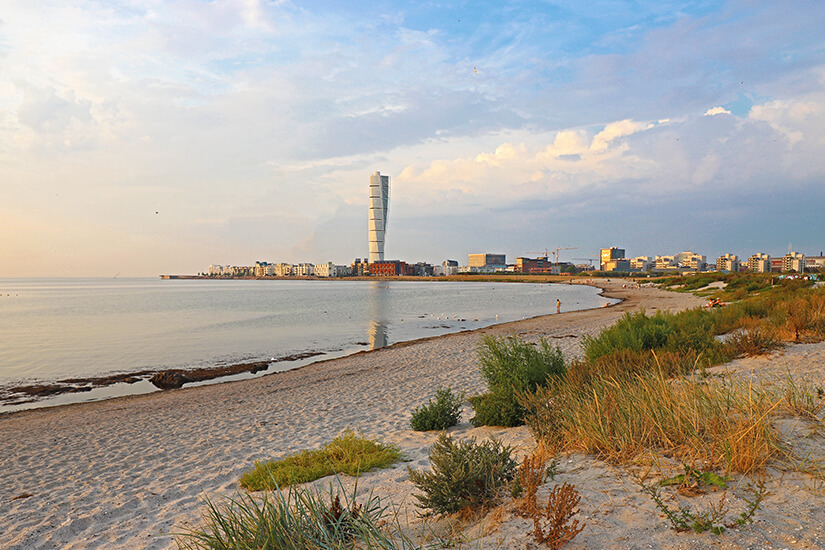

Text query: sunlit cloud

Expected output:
[704,106,731,116]
[1,1,825,274]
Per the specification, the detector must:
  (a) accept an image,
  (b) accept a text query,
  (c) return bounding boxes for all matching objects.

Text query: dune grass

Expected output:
[520,278,825,475]
[522,370,791,474]
[176,478,415,550]
[240,431,402,492]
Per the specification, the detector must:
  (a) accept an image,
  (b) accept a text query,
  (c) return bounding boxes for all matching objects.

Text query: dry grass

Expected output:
[523,372,789,475]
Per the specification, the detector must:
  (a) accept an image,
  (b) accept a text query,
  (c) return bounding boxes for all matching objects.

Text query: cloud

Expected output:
[704,106,731,116]
[590,119,648,151]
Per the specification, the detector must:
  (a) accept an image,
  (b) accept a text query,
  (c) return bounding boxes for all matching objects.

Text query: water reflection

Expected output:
[368,282,389,350]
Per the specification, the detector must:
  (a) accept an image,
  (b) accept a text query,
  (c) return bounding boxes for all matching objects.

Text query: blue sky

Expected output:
[1,0,824,275]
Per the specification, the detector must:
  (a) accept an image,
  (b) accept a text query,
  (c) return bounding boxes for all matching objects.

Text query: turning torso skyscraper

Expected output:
[368,171,390,263]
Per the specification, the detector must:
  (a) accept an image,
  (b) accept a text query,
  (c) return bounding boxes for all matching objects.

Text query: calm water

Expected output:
[0,278,614,411]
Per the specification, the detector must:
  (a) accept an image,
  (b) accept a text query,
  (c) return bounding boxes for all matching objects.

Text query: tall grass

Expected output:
[522,372,785,474]
[176,479,416,550]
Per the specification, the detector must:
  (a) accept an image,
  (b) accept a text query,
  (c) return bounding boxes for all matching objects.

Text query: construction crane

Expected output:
[527,247,579,266]
[573,257,598,268]
[552,246,578,266]
[527,249,551,260]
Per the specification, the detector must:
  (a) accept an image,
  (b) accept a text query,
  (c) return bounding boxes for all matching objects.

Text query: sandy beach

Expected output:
[2,280,824,549]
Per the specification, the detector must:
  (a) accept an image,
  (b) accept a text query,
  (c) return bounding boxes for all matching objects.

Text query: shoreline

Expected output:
[0,279,619,413]
[0,280,710,549]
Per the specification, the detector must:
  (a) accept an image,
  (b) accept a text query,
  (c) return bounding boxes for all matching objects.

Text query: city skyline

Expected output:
[2,1,825,276]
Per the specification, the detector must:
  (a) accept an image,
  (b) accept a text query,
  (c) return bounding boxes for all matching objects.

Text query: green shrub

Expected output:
[471,335,566,427]
[176,479,412,550]
[468,391,525,427]
[410,388,464,431]
[581,310,673,362]
[240,431,401,491]
[408,433,517,516]
[478,335,566,390]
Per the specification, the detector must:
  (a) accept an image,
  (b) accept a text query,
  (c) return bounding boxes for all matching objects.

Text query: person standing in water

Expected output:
[556,298,561,313]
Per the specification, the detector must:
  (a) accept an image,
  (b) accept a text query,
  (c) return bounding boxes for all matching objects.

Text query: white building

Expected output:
[675,251,707,271]
[369,171,390,263]
[274,263,293,277]
[806,256,825,270]
[716,253,740,273]
[747,253,771,273]
[293,263,315,277]
[782,251,805,273]
[655,255,677,270]
[432,265,458,276]
[314,263,350,277]
[630,256,652,271]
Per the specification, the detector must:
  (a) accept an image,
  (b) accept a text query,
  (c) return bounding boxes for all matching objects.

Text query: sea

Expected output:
[0,278,616,412]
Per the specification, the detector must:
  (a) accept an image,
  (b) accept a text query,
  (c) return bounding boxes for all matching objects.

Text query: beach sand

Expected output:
[2,280,823,549]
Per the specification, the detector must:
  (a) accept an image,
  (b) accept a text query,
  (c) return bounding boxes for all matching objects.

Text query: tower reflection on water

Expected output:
[368,282,389,350]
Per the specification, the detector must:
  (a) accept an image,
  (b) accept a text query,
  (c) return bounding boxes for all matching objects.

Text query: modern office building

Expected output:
[369,172,390,263]
[600,247,625,270]
[468,253,507,267]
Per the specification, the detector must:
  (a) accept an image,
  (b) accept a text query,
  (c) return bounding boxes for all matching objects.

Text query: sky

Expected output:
[1,0,824,276]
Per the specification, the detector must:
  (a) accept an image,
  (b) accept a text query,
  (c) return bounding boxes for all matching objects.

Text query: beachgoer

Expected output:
[556,299,561,313]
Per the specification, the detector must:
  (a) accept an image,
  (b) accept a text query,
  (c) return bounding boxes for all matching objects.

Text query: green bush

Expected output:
[240,431,401,491]
[478,335,566,390]
[408,433,517,516]
[410,387,464,431]
[468,391,525,427]
[471,335,566,427]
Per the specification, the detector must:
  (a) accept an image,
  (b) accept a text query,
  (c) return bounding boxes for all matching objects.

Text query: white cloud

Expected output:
[748,99,818,145]
[704,106,731,116]
[590,119,647,151]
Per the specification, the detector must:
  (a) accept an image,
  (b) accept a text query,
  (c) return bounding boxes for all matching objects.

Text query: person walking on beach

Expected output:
[556,299,561,313]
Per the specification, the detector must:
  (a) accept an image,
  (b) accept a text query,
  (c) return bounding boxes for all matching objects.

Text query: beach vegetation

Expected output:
[240,431,402,491]
[580,309,728,370]
[408,433,517,516]
[529,482,586,548]
[470,335,566,427]
[521,370,784,474]
[176,478,415,550]
[410,387,464,431]
[639,478,767,535]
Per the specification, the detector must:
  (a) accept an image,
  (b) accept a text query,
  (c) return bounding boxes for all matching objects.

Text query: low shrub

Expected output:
[639,478,767,535]
[531,482,586,548]
[478,335,566,390]
[240,431,401,491]
[724,327,780,358]
[408,432,517,516]
[410,387,464,431]
[471,335,565,427]
[176,479,412,550]
[469,391,525,427]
